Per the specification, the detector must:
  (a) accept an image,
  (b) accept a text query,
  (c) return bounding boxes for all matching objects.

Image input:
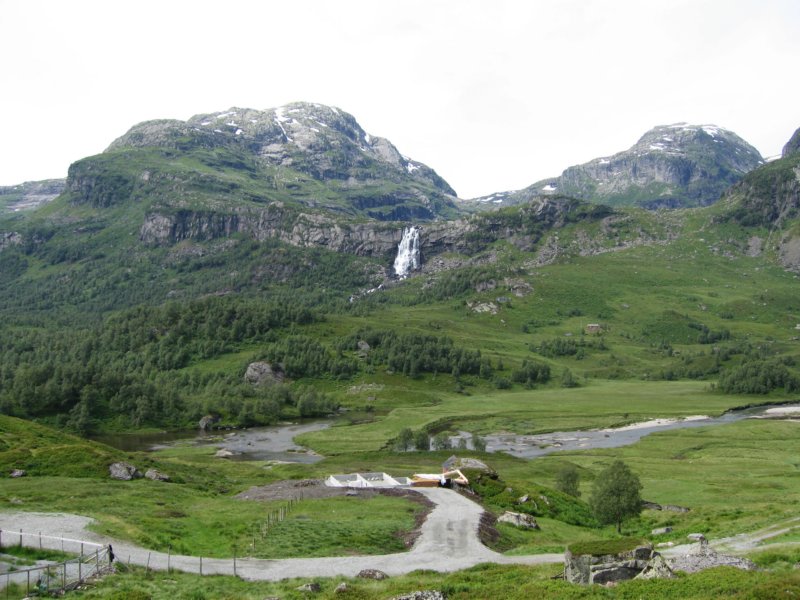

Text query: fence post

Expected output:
[233,545,237,577]
[62,562,66,591]
[168,545,171,574]
[146,552,151,573]
[26,570,30,596]
[200,555,203,576]
[19,529,22,547]
[81,542,84,556]
[39,531,42,549]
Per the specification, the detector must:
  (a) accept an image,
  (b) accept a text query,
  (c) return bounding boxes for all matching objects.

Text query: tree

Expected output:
[589,460,642,533]
[471,433,487,452]
[395,427,414,451]
[414,430,430,451]
[555,464,581,497]
[561,368,579,388]
[433,432,452,451]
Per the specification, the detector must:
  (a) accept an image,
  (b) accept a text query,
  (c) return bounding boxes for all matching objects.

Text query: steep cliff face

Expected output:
[476,124,762,210]
[139,201,482,262]
[783,127,800,158]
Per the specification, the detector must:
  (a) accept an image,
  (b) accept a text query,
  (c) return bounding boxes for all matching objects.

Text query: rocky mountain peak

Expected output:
[106,102,455,197]
[630,123,763,173]
[479,122,764,210]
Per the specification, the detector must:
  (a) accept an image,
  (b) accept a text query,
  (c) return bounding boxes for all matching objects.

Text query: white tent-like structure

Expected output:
[325,472,411,488]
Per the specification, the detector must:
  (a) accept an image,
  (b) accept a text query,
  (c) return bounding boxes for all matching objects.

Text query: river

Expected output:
[473,403,800,459]
[91,420,330,463]
[93,404,799,463]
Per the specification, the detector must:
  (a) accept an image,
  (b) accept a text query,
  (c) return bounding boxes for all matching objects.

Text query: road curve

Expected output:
[0,488,562,582]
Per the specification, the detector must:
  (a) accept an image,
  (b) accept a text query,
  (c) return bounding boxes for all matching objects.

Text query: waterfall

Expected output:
[393,226,421,278]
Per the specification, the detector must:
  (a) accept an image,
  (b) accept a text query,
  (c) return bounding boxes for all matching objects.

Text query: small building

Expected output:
[586,323,603,334]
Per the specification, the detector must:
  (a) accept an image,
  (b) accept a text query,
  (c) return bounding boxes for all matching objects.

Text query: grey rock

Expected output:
[441,456,493,473]
[296,582,321,592]
[199,415,219,430]
[565,543,655,585]
[109,462,141,481]
[390,592,446,600]
[144,469,170,482]
[636,553,675,580]
[244,361,286,386]
[687,533,707,542]
[9,469,26,478]
[357,568,389,580]
[668,542,757,574]
[651,527,673,535]
[0,232,23,252]
[334,582,348,594]
[497,511,540,530]
[215,449,235,458]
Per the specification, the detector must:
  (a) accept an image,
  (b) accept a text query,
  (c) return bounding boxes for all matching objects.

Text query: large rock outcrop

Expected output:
[565,542,656,585]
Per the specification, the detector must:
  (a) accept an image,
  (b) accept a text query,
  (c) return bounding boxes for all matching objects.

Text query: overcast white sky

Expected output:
[1,0,798,198]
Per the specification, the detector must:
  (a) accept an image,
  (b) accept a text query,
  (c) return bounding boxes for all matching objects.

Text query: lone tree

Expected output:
[589,460,642,533]
[555,464,581,497]
[414,430,430,451]
[394,427,414,451]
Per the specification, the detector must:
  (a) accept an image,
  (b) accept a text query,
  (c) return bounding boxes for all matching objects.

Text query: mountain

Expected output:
[0,178,65,213]
[713,125,800,271]
[68,102,458,222]
[783,126,800,158]
[473,123,763,210]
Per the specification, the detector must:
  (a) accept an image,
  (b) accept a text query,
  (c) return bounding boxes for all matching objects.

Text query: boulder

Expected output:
[357,568,389,580]
[636,553,675,580]
[145,469,170,482]
[565,543,655,585]
[215,448,235,458]
[497,511,540,530]
[9,469,26,478]
[244,361,285,386]
[296,582,321,592]
[651,527,673,535]
[334,582,349,594]
[441,455,493,473]
[687,533,707,542]
[198,414,219,430]
[390,593,446,600]
[109,462,141,481]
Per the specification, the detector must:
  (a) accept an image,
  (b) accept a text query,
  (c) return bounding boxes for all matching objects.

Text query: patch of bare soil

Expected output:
[236,480,435,548]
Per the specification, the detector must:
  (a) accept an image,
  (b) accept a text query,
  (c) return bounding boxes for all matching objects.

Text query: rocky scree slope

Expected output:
[476,124,763,210]
[68,102,458,223]
[0,179,65,213]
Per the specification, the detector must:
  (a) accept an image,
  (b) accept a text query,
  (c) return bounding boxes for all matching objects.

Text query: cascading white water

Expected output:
[393,226,420,278]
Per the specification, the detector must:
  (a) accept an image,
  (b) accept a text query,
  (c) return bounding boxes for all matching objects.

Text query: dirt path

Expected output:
[662,515,800,558]
[0,488,562,582]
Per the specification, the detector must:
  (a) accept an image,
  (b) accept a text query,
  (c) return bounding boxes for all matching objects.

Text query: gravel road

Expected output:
[0,488,562,582]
